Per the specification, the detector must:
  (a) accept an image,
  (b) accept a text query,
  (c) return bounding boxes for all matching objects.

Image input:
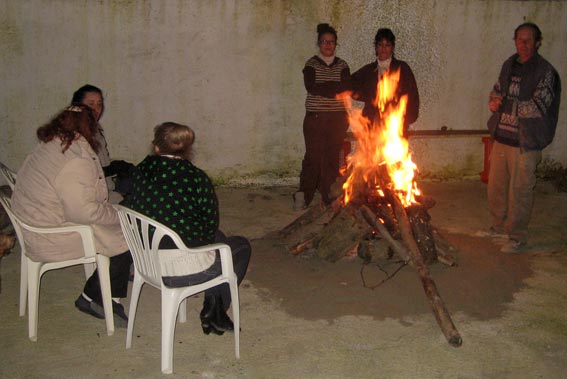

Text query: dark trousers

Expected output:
[206,234,251,311]
[160,231,251,311]
[83,251,132,304]
[299,111,348,205]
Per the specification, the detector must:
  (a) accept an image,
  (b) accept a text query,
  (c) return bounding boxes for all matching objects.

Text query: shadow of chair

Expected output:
[115,205,240,374]
[0,191,115,341]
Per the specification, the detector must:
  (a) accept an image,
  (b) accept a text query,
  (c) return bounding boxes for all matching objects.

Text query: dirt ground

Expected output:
[1,179,567,378]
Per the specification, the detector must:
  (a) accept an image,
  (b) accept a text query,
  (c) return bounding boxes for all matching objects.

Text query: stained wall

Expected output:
[1,0,565,184]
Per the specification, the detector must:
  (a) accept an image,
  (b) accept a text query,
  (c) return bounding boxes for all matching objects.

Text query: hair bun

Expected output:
[317,23,330,33]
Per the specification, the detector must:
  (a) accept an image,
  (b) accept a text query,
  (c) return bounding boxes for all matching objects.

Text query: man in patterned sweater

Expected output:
[486,22,561,253]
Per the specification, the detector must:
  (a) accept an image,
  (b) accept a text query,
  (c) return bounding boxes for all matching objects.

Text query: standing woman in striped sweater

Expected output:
[294,23,351,210]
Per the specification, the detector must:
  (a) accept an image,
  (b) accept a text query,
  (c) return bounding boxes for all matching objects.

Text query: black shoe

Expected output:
[200,295,227,335]
[75,295,104,319]
[210,297,234,332]
[201,323,225,335]
[91,300,128,328]
[211,309,234,332]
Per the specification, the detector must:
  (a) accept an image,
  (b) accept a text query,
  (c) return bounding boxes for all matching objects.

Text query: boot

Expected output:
[210,296,234,332]
[200,295,224,335]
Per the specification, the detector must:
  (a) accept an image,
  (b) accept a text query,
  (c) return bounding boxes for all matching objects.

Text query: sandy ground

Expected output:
[1,179,567,378]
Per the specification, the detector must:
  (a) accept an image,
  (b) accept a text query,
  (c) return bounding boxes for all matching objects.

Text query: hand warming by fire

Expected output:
[339,67,420,208]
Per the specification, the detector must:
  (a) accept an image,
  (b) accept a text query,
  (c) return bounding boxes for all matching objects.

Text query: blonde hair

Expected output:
[152,122,195,160]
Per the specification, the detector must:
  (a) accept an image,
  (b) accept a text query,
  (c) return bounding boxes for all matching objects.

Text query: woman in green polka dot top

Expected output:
[130,122,251,336]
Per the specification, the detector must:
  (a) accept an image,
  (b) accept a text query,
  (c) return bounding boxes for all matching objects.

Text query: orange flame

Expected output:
[339,68,420,207]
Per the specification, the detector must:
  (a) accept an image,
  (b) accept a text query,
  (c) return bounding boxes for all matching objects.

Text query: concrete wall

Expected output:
[1,0,566,185]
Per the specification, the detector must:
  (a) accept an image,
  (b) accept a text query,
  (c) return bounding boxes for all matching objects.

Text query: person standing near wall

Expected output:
[294,23,351,210]
[351,28,419,138]
[71,84,135,204]
[486,22,561,253]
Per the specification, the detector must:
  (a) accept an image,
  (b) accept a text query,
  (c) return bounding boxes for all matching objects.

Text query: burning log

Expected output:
[315,203,372,261]
[280,201,331,237]
[282,200,373,262]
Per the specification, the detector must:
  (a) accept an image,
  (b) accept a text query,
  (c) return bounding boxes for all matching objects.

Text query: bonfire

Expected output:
[281,68,462,347]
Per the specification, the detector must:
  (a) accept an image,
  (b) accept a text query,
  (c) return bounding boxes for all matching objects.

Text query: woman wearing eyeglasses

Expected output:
[294,23,351,210]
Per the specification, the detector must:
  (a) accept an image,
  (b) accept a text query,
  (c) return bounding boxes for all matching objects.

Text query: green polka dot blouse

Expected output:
[129,155,219,247]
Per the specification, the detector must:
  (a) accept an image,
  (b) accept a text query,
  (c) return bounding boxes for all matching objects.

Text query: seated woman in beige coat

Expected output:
[12,104,132,326]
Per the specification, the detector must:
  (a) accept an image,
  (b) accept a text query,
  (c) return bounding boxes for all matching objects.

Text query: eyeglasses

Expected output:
[320,39,337,46]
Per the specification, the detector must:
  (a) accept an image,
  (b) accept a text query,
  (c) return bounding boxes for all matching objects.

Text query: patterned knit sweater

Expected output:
[303,55,351,112]
[129,155,219,247]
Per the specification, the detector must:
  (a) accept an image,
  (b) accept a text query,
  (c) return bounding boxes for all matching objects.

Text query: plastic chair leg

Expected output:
[27,259,42,342]
[126,274,144,349]
[161,290,180,374]
[229,281,240,359]
[95,255,114,336]
[19,252,27,317]
[178,299,187,323]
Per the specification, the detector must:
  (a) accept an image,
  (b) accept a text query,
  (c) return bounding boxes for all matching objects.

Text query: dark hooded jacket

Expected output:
[351,57,420,136]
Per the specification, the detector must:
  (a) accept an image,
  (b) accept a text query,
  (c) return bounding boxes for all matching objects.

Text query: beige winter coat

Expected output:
[12,136,128,262]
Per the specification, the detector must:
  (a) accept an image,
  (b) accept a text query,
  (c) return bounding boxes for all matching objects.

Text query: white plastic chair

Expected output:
[0,162,24,314]
[0,161,17,190]
[115,205,240,374]
[0,191,115,340]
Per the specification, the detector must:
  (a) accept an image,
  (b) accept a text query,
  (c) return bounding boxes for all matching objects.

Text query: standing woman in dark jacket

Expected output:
[129,122,251,335]
[351,28,420,138]
[294,23,351,210]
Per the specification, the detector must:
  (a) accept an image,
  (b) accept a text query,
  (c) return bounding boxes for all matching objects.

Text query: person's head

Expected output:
[374,28,396,62]
[71,84,105,122]
[36,104,99,153]
[152,122,195,160]
[514,22,542,63]
[316,23,338,58]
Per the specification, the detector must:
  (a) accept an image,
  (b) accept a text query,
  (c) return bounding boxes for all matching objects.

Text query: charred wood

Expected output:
[316,203,372,262]
[387,198,462,347]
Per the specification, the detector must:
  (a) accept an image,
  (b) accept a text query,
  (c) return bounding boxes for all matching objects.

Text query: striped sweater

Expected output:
[303,55,351,112]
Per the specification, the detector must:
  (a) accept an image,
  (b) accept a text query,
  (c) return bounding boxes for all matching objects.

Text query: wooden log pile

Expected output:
[280,177,462,347]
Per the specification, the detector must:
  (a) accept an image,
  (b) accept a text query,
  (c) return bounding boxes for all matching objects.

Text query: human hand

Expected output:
[488,95,502,112]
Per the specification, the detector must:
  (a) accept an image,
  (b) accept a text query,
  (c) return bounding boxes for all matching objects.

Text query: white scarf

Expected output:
[377,57,392,76]
[319,54,335,66]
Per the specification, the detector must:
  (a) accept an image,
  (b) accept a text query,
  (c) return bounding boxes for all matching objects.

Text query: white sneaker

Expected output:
[293,191,305,211]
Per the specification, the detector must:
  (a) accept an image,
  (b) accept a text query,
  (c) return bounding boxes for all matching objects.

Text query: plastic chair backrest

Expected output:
[0,190,114,339]
[0,189,25,252]
[4,198,97,260]
[0,190,29,316]
[0,162,17,190]
[115,205,191,288]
